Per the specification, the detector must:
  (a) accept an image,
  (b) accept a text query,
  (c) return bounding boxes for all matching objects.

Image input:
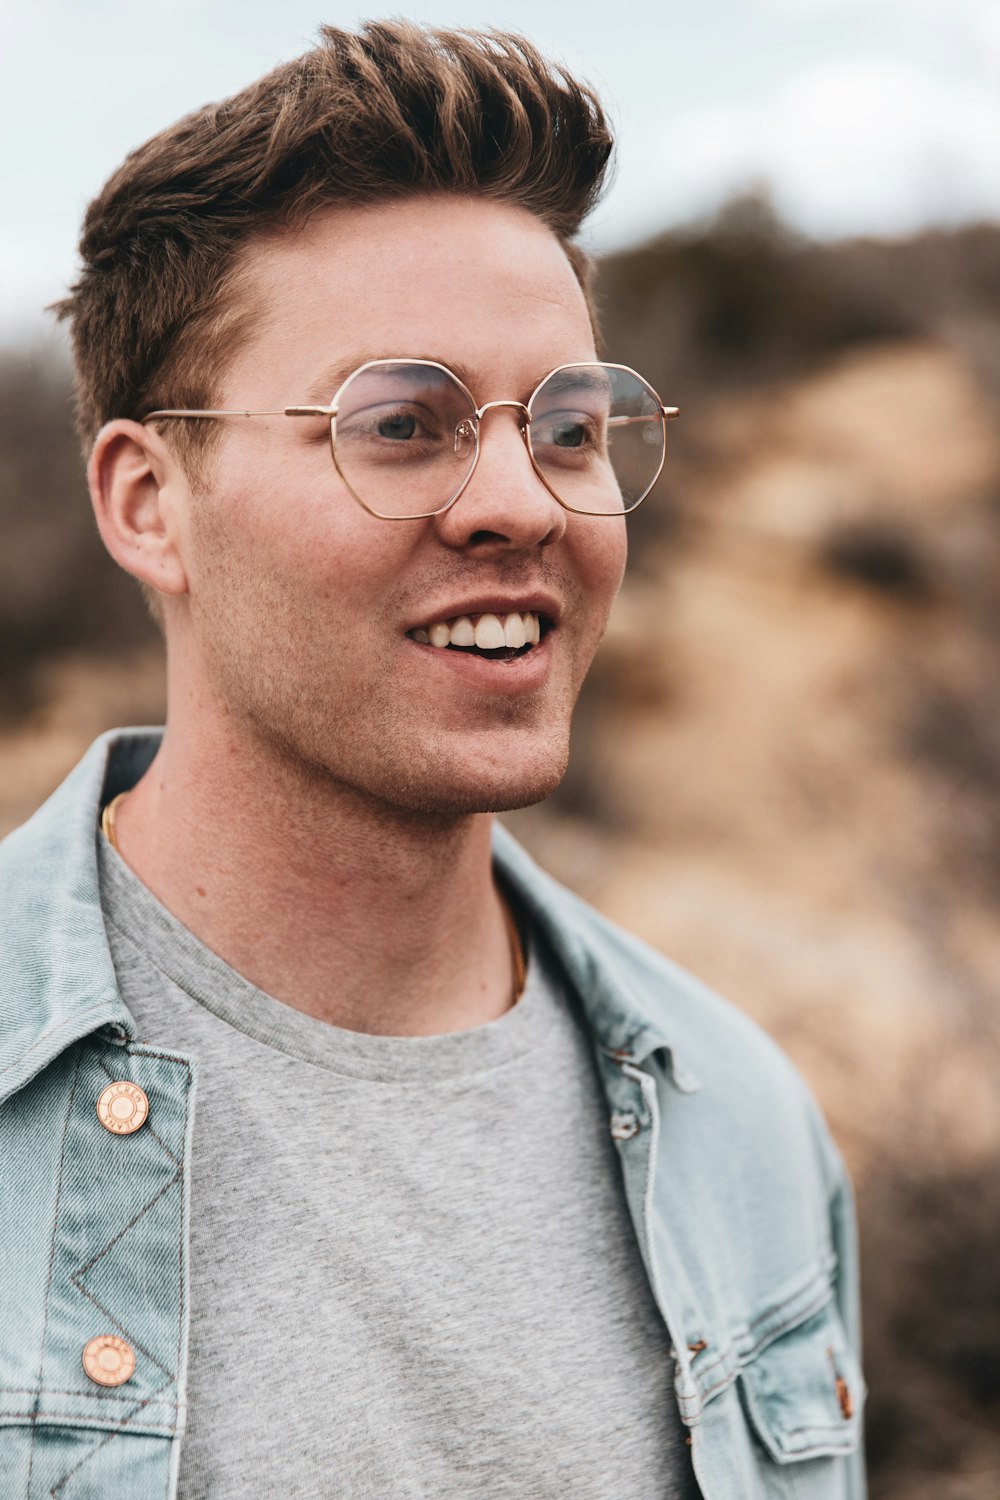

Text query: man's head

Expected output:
[64,23,634,819]
[57,22,612,462]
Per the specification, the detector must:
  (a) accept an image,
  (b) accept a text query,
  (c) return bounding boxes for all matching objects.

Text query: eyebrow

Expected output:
[304,353,480,405]
[537,367,612,399]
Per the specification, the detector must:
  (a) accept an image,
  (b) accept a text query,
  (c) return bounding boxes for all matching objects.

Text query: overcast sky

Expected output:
[2,0,998,341]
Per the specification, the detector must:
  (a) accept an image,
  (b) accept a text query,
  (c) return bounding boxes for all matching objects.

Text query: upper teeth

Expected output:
[410,612,542,649]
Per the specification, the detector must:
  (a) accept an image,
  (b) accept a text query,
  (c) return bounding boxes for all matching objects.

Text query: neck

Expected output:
[109,714,519,1037]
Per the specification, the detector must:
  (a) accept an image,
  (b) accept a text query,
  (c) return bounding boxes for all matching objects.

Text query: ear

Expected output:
[87,420,190,598]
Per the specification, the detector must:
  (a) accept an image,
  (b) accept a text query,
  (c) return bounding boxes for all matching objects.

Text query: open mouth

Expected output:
[446,641,534,661]
[406,611,549,662]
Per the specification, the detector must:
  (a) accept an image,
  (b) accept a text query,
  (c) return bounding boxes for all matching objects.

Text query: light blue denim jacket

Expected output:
[1,729,866,1499]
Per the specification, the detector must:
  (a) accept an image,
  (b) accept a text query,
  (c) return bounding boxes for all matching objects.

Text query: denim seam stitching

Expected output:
[747,1279,833,1348]
[71,1164,180,1284]
[1,1386,178,1408]
[168,1057,192,1500]
[45,1044,193,1495]
[49,1375,181,1498]
[740,1376,857,1461]
[690,1274,835,1394]
[26,1045,83,1498]
[70,1172,183,1382]
[0,1409,178,1433]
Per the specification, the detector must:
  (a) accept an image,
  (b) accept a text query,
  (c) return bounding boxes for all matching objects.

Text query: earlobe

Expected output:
[88,420,189,598]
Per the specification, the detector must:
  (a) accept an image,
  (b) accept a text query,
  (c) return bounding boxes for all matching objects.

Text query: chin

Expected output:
[369,738,571,818]
[254,704,572,820]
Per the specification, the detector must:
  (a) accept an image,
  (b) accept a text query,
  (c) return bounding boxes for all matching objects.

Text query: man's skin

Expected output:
[87,194,627,1038]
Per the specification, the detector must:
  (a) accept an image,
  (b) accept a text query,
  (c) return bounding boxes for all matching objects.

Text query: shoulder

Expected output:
[0,730,156,1103]
[494,821,843,1189]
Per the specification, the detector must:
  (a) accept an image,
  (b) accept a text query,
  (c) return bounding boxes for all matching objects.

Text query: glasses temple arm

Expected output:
[605,407,680,429]
[141,405,339,422]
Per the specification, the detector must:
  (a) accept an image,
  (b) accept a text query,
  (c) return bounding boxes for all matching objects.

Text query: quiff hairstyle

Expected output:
[56,21,614,463]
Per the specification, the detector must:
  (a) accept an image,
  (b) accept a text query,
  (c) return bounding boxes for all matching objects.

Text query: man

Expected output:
[0,21,864,1500]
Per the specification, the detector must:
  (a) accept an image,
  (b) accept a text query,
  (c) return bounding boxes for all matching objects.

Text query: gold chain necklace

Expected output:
[499,888,527,1002]
[100,791,129,852]
[100,792,526,1002]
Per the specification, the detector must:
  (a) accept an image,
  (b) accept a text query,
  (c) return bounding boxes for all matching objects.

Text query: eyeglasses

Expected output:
[143,357,679,521]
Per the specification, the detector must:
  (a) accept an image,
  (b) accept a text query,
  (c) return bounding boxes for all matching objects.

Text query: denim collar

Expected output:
[0,728,700,1105]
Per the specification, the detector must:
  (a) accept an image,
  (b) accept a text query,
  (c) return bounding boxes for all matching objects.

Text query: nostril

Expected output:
[467,528,512,547]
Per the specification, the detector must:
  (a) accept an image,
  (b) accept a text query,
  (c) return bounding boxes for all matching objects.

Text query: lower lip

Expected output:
[404,632,554,695]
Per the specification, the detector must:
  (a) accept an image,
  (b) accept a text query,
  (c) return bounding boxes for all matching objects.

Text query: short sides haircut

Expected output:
[55,21,614,459]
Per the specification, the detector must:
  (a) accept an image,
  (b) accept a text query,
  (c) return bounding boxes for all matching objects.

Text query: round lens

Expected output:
[527,364,665,514]
[330,360,478,519]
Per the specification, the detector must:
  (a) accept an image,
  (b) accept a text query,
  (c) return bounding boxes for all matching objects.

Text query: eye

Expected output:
[550,418,587,449]
[338,403,437,445]
[532,409,605,458]
[376,413,417,441]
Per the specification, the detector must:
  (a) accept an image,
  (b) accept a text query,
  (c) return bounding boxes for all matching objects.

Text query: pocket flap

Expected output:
[739,1301,865,1463]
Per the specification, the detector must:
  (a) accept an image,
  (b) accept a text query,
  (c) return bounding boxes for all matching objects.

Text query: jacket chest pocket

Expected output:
[691,1291,866,1499]
[735,1298,866,1497]
[0,1038,193,1499]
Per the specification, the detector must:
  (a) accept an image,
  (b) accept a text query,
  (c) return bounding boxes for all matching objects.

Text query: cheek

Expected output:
[182,470,309,643]
[184,458,416,637]
[188,441,314,578]
[559,521,627,690]
[578,518,628,615]
[608,521,629,589]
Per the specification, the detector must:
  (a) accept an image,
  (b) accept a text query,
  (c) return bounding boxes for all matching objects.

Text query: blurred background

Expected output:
[2,1,999,1494]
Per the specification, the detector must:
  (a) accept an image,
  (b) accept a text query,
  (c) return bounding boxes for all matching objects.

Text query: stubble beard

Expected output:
[185,508,589,825]
[206,615,576,825]
[249,687,574,822]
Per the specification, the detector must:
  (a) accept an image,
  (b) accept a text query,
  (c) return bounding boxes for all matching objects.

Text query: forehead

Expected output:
[222,194,597,401]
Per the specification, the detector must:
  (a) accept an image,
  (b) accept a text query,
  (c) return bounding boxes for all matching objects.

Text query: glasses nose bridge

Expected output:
[466,399,533,472]
[474,398,531,428]
[447,395,555,519]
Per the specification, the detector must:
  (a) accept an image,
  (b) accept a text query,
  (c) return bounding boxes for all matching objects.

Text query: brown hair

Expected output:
[55,21,614,459]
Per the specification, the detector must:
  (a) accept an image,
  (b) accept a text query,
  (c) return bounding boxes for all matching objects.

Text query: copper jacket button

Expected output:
[82,1335,136,1387]
[96,1081,149,1135]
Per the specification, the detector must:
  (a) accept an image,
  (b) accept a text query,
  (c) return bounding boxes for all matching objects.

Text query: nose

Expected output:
[432,404,568,554]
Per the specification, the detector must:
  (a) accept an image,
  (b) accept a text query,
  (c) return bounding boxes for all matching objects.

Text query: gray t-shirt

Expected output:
[97,832,700,1499]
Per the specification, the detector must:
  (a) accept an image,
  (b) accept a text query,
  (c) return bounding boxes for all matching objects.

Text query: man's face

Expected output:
[172,194,627,816]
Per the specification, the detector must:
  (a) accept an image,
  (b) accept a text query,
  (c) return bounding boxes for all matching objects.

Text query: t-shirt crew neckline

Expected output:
[96,830,555,1085]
